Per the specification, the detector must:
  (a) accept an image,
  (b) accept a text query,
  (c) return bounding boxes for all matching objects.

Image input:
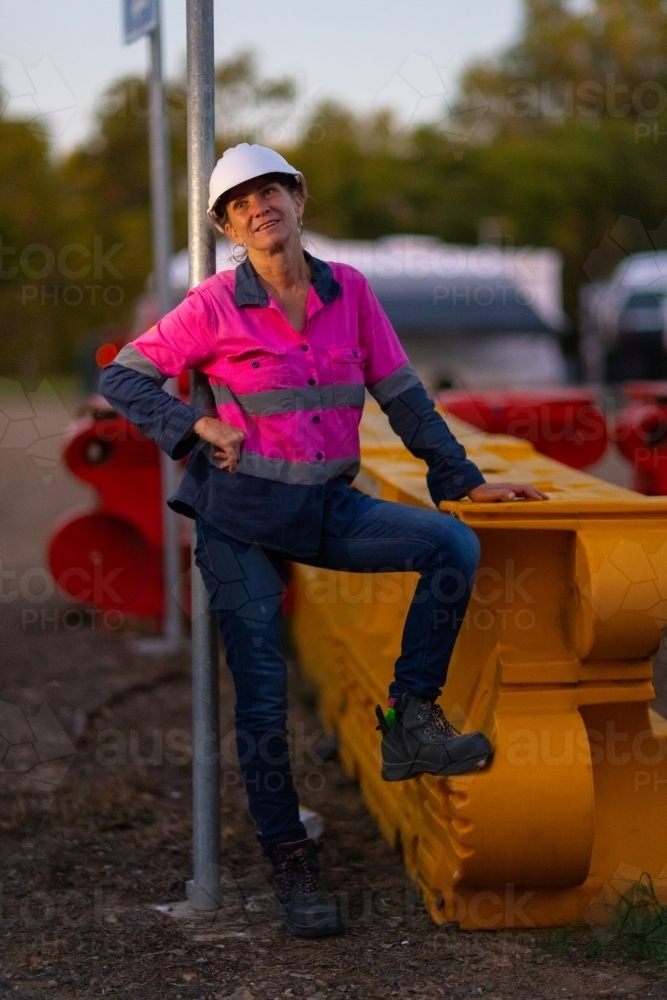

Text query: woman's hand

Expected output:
[193,416,245,472]
[467,482,548,502]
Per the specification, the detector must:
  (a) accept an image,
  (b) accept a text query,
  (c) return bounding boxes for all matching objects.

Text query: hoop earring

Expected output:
[297,217,303,236]
[232,243,248,263]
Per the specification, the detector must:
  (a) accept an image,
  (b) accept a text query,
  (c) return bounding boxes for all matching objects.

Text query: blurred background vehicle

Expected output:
[580,252,667,383]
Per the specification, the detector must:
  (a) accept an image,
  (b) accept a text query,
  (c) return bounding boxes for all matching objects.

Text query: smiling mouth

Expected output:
[254,219,280,234]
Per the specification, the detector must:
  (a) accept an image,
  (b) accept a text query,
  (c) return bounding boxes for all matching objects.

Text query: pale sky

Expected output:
[0,0,524,153]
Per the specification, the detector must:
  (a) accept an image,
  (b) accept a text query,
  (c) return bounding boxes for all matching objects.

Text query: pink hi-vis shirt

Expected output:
[117,255,421,486]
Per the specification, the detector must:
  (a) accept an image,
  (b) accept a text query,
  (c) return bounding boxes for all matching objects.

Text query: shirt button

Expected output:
[308,378,316,386]
[251,360,260,368]
[352,350,359,357]
[300,344,308,351]
[312,416,321,424]
[316,452,323,460]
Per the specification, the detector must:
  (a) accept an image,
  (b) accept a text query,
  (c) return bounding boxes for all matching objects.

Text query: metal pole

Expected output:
[185,0,221,911]
[134,2,185,655]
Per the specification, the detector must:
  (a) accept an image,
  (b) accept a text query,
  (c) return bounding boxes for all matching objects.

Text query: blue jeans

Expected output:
[194,490,480,852]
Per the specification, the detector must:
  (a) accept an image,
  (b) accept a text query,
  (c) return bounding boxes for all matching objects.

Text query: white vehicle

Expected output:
[169,232,567,389]
[580,251,667,382]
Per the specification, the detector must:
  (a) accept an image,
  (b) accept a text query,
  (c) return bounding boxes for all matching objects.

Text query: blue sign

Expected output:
[123,0,159,44]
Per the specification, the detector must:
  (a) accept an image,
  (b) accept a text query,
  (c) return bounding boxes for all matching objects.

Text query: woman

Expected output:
[100,143,546,938]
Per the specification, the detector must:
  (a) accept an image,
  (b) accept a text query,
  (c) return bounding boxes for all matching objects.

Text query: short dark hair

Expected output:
[212,172,302,225]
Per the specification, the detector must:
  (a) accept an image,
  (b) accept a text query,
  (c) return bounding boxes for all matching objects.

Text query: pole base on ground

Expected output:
[186,869,224,911]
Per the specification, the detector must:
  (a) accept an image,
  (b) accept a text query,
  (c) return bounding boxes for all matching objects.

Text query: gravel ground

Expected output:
[0,394,666,1000]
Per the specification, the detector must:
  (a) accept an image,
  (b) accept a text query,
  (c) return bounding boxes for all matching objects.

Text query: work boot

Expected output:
[376,695,493,781]
[268,838,344,938]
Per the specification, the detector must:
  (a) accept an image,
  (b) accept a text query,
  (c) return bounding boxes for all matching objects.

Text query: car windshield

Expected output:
[616,252,667,288]
[623,291,666,309]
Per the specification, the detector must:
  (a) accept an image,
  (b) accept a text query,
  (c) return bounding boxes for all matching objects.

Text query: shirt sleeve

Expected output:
[98,363,209,460]
[354,271,485,503]
[122,286,217,377]
[98,287,216,459]
[382,386,486,503]
[355,272,422,401]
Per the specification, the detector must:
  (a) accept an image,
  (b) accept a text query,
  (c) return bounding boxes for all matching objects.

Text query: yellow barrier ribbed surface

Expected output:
[291,402,667,929]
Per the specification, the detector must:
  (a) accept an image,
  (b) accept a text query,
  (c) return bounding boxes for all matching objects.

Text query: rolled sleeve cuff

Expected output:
[428,463,486,504]
[158,403,207,460]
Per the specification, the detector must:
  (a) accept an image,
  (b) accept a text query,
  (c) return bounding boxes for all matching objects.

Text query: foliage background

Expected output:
[2,0,667,380]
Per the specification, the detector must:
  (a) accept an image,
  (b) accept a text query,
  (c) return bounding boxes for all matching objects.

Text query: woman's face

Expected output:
[223,177,304,253]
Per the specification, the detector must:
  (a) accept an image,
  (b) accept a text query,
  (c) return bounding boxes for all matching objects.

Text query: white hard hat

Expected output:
[207,143,303,222]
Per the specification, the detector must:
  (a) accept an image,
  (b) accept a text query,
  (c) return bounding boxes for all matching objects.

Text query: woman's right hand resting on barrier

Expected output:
[467,482,548,502]
[193,416,245,473]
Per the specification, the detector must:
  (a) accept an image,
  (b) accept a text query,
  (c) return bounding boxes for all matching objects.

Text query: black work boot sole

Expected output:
[381,742,492,782]
[280,893,345,938]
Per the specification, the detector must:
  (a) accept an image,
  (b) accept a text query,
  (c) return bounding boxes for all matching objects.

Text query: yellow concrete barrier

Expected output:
[291,402,667,929]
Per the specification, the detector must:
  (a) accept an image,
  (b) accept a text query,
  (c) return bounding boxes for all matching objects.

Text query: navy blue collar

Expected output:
[234,251,341,308]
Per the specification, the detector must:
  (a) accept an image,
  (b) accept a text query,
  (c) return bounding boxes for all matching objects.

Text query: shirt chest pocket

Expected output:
[225,348,293,396]
[327,346,366,384]
[326,346,367,408]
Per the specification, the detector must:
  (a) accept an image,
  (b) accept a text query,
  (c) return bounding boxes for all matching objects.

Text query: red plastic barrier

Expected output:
[613,382,667,495]
[439,388,608,470]
[48,410,189,620]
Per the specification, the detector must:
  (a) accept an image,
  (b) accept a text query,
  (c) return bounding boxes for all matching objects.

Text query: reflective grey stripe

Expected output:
[211,382,366,415]
[369,363,421,406]
[318,384,366,410]
[206,446,359,484]
[241,388,296,414]
[114,344,167,386]
[211,383,237,405]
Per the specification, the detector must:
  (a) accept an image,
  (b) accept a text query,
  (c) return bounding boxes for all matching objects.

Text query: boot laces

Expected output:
[275,845,321,899]
[421,701,460,740]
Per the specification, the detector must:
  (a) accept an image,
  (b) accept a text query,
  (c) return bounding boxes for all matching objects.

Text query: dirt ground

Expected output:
[1,393,666,1000]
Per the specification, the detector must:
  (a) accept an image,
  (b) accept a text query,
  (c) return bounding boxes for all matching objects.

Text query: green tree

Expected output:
[54,74,189,352]
[444,0,667,324]
[0,119,61,378]
[460,0,667,128]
